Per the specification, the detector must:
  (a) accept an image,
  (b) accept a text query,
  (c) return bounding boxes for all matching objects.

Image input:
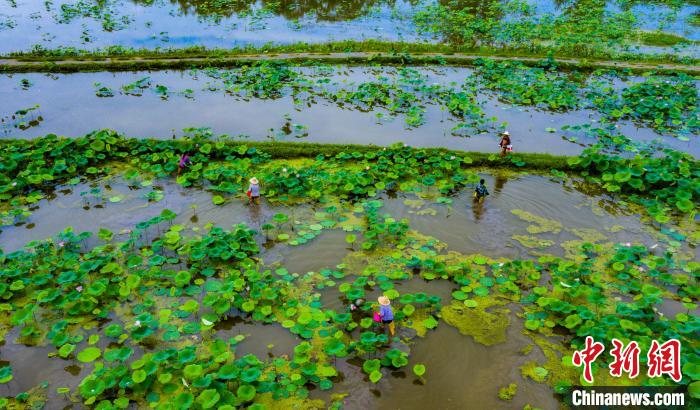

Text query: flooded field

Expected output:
[0,122,697,409]
[0,0,697,54]
[1,66,696,156]
[1,167,695,409]
[0,0,697,407]
[0,170,664,254]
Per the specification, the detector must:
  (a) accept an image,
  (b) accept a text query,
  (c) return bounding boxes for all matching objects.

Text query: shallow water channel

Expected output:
[1,67,695,156]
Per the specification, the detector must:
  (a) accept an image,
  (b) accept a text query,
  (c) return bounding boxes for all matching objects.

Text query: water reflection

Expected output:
[493,172,508,195]
[150,0,411,21]
[0,0,696,53]
[471,195,486,221]
[247,198,263,229]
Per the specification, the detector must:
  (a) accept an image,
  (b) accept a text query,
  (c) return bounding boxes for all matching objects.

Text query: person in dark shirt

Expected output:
[474,179,490,202]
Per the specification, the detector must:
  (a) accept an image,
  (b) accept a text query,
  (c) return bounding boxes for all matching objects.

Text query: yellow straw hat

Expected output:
[378,296,390,306]
[249,177,259,185]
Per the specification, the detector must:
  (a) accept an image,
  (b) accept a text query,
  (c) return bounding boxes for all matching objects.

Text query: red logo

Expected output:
[572,337,682,383]
[647,339,682,382]
[609,338,640,378]
[572,336,605,383]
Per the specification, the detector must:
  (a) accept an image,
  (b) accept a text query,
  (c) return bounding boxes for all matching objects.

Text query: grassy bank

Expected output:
[1,41,698,74]
[1,53,699,75]
[178,140,573,171]
[6,40,697,63]
[0,137,572,172]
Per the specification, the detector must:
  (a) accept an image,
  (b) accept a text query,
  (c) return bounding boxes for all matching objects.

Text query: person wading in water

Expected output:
[474,178,490,202]
[378,296,395,337]
[177,152,191,176]
[247,177,261,205]
[499,131,512,156]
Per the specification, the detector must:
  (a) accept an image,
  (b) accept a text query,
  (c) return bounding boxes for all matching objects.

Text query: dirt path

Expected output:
[1,52,698,73]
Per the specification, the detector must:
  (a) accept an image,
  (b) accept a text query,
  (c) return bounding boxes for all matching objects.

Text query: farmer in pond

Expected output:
[378,296,395,337]
[247,177,261,205]
[177,152,191,176]
[474,178,489,202]
[499,131,512,156]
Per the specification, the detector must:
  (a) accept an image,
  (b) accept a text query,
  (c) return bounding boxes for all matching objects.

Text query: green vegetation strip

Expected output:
[186,140,572,170]
[1,44,698,74]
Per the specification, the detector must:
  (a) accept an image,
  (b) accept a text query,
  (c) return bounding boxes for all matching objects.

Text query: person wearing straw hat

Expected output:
[377,296,395,337]
[247,177,261,205]
[499,131,512,156]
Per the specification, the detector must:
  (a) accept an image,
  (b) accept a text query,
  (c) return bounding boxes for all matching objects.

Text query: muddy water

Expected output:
[0,174,271,252]
[269,229,353,275]
[341,311,559,410]
[0,169,663,256]
[0,329,84,408]
[1,68,694,156]
[313,277,558,409]
[383,172,660,259]
[0,170,692,408]
[214,317,299,359]
[0,171,662,255]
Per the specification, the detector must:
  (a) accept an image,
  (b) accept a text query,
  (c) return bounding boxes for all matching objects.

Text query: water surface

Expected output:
[1,67,694,156]
[0,0,696,53]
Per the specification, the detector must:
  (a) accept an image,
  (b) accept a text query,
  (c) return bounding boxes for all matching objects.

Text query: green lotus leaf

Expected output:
[563,314,582,329]
[413,364,426,377]
[218,363,240,380]
[132,369,147,384]
[104,324,123,338]
[236,385,256,402]
[323,338,347,356]
[174,392,194,409]
[464,299,478,308]
[363,359,381,374]
[452,290,468,301]
[79,377,105,398]
[524,319,540,330]
[369,370,382,383]
[77,347,102,363]
[241,367,261,383]
[196,389,220,409]
[0,366,12,384]
[183,364,203,380]
[58,343,76,358]
[423,316,438,329]
[689,381,700,399]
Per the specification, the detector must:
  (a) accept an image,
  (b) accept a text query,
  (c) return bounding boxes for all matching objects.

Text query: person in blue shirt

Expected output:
[474,178,489,202]
[247,177,261,204]
[378,296,395,337]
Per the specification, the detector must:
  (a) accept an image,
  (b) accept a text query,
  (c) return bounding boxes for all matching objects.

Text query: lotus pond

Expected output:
[1,62,698,156]
[0,130,697,408]
[0,0,698,57]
